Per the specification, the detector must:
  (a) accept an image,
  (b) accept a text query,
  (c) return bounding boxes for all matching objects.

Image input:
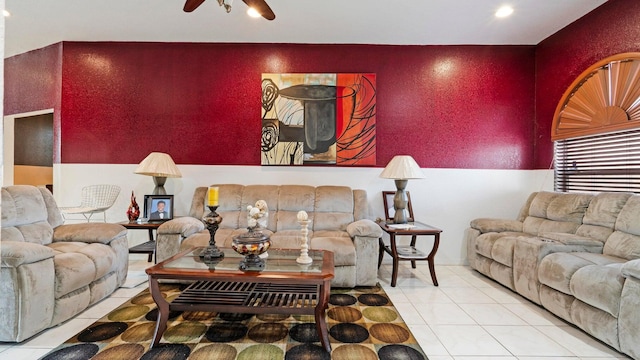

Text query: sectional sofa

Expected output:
[156,184,382,287]
[465,191,640,359]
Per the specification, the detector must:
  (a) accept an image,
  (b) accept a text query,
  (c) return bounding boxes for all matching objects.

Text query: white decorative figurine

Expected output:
[296,210,313,264]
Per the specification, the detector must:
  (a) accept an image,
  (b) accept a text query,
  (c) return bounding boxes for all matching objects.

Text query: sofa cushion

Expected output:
[49,242,117,282]
[213,184,244,229]
[570,263,625,317]
[1,186,49,229]
[52,252,97,298]
[604,231,640,260]
[491,236,518,267]
[523,192,592,236]
[614,194,640,236]
[310,235,356,266]
[276,186,315,232]
[313,186,354,231]
[575,224,614,243]
[270,229,309,249]
[546,193,592,223]
[2,222,54,244]
[528,192,560,218]
[539,252,623,294]
[523,217,580,235]
[474,232,527,260]
[604,195,640,260]
[583,192,632,228]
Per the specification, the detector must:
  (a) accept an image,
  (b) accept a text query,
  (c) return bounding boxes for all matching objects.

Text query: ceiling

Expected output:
[5,0,607,58]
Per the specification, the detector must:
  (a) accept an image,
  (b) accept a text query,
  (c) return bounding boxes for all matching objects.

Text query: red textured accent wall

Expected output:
[56,43,535,168]
[4,43,63,162]
[534,0,640,168]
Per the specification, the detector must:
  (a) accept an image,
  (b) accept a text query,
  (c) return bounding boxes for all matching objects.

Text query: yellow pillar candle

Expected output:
[207,186,219,206]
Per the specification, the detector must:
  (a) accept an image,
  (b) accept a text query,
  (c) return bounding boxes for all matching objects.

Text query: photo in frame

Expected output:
[144,195,174,222]
[382,191,414,223]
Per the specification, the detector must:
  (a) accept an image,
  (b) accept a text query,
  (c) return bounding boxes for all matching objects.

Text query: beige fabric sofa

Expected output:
[465,191,640,359]
[0,185,129,342]
[156,184,382,287]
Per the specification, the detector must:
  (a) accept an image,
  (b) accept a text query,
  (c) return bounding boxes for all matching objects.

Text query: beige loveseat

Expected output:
[156,184,382,287]
[0,185,129,342]
[465,191,640,359]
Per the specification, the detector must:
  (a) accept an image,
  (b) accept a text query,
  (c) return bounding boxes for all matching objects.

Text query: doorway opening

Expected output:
[3,110,54,191]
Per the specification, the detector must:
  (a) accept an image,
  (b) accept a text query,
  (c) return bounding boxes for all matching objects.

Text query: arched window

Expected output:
[553,53,640,193]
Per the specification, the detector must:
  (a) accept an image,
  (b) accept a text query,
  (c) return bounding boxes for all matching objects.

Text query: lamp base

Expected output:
[152,176,167,195]
[392,179,409,224]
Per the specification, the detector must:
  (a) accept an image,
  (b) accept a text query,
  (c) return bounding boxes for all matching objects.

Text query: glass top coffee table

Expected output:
[145,247,335,352]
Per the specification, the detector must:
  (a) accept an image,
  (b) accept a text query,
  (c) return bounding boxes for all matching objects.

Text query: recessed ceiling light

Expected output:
[3,10,11,17]
[247,7,261,18]
[495,5,514,18]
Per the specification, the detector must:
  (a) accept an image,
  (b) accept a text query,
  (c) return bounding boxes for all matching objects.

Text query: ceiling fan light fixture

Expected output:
[495,5,514,18]
[247,7,261,18]
[218,0,233,13]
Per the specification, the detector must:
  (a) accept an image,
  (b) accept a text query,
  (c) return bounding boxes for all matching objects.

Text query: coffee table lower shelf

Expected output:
[150,279,331,352]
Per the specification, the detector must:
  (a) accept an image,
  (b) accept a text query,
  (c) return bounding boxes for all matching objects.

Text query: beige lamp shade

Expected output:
[135,152,181,195]
[380,155,424,224]
[379,155,425,180]
[135,152,182,178]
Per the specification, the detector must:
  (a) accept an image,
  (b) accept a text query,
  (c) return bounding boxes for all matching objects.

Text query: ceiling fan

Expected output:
[183,0,276,20]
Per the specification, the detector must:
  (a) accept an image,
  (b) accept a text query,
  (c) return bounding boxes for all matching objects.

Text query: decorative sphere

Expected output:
[297,210,308,221]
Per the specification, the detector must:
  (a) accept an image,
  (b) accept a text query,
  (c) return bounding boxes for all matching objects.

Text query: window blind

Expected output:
[554,128,640,193]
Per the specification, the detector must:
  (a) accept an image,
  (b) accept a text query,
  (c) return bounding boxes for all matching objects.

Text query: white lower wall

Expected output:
[54,164,554,265]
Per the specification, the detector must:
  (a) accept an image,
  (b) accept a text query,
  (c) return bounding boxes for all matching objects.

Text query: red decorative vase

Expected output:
[126,191,140,222]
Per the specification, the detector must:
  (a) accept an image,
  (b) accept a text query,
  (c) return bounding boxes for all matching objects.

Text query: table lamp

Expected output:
[379,155,425,224]
[135,152,182,195]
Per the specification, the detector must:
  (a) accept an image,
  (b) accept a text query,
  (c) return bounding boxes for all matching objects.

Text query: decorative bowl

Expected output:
[231,230,271,271]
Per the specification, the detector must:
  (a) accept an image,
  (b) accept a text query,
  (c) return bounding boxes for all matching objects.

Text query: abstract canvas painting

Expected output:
[261,73,376,166]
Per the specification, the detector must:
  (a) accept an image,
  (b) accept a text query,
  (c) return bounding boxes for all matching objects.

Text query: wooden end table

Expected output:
[377,221,442,287]
[120,220,164,262]
[145,247,335,353]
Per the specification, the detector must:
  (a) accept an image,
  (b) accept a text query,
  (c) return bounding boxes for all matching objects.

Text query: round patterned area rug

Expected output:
[41,284,427,360]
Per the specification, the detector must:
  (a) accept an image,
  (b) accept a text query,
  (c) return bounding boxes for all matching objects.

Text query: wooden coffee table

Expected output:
[145,247,335,352]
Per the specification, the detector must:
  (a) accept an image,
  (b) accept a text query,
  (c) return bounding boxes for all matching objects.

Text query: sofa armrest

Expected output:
[1,241,55,267]
[470,218,523,233]
[347,219,383,239]
[53,223,127,244]
[622,259,640,280]
[348,219,383,287]
[155,217,205,263]
[158,217,205,237]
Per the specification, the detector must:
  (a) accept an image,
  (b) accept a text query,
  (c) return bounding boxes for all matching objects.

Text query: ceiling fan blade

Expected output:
[184,0,206,12]
[242,0,276,20]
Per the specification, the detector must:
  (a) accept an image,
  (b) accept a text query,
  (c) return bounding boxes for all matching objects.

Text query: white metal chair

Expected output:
[60,184,121,222]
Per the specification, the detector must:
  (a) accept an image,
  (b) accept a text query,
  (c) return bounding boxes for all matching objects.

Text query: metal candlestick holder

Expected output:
[199,205,224,262]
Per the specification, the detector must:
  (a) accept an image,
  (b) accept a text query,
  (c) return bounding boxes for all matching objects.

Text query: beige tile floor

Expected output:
[0,255,632,360]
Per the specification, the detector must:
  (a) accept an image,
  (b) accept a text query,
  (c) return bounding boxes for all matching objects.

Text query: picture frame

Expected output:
[382,191,414,223]
[144,195,174,222]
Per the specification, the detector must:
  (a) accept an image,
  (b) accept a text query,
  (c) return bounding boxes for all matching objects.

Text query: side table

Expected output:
[377,220,442,287]
[120,221,163,262]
